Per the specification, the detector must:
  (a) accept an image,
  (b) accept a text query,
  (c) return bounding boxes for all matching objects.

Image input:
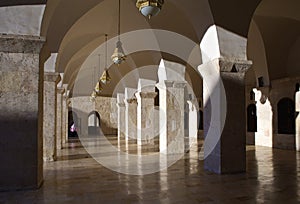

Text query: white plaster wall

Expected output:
[0,5,45,36]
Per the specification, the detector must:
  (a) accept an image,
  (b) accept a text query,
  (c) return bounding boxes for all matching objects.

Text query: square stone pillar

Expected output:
[199,58,251,174]
[62,93,68,145]
[0,34,45,191]
[254,88,273,147]
[135,92,158,153]
[56,87,65,150]
[43,72,60,162]
[186,100,198,151]
[296,91,300,151]
[158,81,187,154]
[124,88,138,149]
[117,93,126,148]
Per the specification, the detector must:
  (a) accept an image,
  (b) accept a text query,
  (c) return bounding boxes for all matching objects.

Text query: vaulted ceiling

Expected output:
[5,0,300,96]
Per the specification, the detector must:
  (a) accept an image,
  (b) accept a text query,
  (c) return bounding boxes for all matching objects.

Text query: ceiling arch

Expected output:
[248,0,300,81]
[41,0,268,96]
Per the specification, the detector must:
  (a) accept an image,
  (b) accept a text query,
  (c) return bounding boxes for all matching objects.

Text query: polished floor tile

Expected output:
[1,136,300,204]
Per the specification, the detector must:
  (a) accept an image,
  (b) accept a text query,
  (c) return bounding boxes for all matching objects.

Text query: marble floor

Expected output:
[1,136,300,204]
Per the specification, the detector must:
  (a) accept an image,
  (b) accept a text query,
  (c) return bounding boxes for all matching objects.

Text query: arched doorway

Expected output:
[277,98,295,134]
[247,104,257,132]
[88,111,101,135]
[68,111,79,138]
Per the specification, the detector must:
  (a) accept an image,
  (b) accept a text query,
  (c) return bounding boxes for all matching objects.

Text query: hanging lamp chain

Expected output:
[105,34,108,70]
[118,0,121,41]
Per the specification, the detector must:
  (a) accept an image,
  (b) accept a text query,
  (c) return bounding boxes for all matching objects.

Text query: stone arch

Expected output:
[247,0,300,84]
[88,111,101,135]
[68,110,79,138]
[247,20,270,87]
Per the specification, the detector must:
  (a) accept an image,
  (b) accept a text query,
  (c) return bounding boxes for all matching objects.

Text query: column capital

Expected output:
[135,92,157,99]
[164,80,174,87]
[63,95,69,101]
[218,58,252,73]
[57,87,65,95]
[173,81,187,88]
[187,100,196,111]
[44,72,61,83]
[0,34,45,53]
[158,80,174,88]
[124,98,137,105]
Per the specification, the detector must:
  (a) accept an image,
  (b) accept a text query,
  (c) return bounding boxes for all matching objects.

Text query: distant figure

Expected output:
[69,122,78,137]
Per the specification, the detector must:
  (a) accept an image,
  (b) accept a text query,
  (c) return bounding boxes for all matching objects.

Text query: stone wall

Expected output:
[270,78,299,150]
[70,96,117,136]
[253,77,300,150]
[0,34,44,191]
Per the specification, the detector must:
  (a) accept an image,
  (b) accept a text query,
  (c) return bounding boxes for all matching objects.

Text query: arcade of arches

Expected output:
[1,0,300,203]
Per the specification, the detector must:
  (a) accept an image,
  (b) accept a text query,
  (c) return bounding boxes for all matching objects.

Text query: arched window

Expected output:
[278,98,295,134]
[247,104,257,132]
[88,111,100,127]
[88,111,100,135]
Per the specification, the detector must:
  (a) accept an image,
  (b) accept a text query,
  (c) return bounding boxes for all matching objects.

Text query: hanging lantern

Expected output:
[100,34,112,83]
[111,40,126,65]
[136,0,164,19]
[90,91,97,102]
[94,82,103,95]
[100,70,111,84]
[111,0,126,65]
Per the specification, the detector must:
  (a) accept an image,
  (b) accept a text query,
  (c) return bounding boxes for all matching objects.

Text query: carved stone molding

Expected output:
[57,87,65,95]
[44,72,61,83]
[125,98,137,104]
[218,58,252,73]
[0,34,45,53]
[136,92,157,99]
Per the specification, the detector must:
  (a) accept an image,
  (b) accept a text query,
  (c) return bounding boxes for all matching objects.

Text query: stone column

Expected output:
[199,58,251,174]
[56,87,65,150]
[136,78,158,153]
[124,88,138,149]
[158,80,187,154]
[43,72,60,162]
[61,93,68,145]
[254,87,273,147]
[296,91,300,151]
[117,93,126,148]
[186,100,198,151]
[136,92,158,152]
[0,34,45,190]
